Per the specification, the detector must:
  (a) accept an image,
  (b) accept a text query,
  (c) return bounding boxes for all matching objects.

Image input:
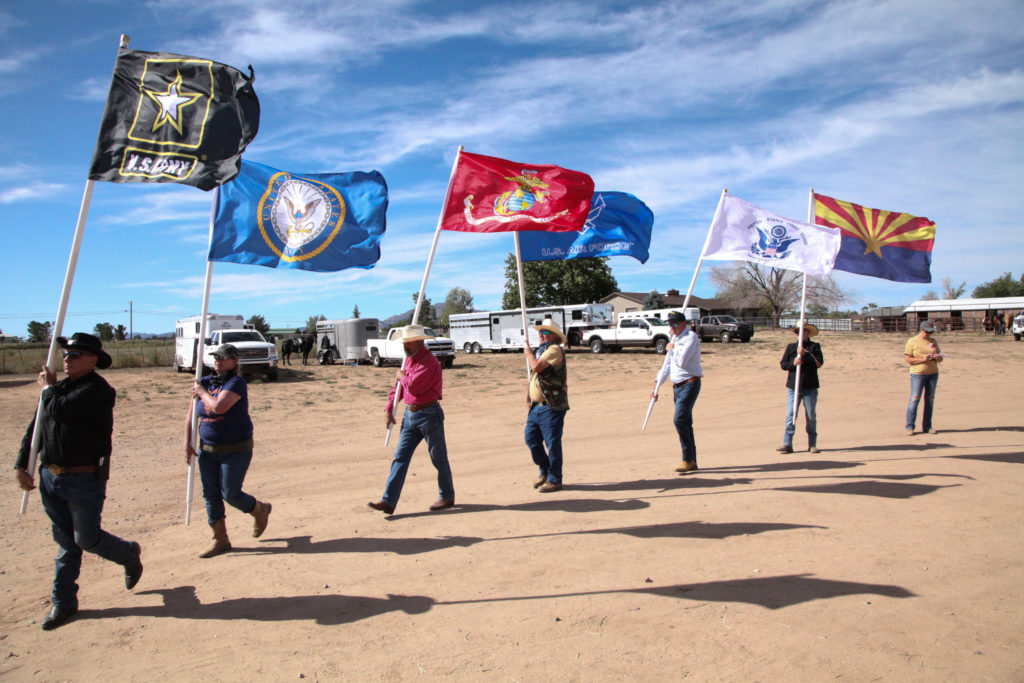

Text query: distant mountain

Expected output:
[381,302,445,329]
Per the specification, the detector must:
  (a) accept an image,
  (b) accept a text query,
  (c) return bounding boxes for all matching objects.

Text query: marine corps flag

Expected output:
[440,150,594,233]
[89,47,260,191]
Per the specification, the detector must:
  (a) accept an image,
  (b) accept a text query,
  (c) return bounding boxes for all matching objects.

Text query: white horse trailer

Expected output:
[316,318,380,364]
[450,303,612,352]
[174,314,247,372]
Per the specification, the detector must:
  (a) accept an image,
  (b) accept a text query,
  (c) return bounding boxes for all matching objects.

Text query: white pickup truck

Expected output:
[582,316,673,354]
[203,328,279,380]
[367,327,457,368]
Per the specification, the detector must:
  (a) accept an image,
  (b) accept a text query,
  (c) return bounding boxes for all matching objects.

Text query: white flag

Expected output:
[703,195,841,278]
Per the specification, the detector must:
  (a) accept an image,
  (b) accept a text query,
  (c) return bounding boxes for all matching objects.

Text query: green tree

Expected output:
[113,324,128,341]
[27,320,52,342]
[412,293,438,329]
[972,272,1024,298]
[642,290,665,310]
[93,322,114,341]
[246,314,270,336]
[305,314,326,335]
[440,287,474,328]
[352,304,361,318]
[501,254,618,309]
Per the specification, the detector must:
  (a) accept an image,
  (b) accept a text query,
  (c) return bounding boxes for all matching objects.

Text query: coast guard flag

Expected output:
[89,47,260,191]
[441,151,594,233]
[518,191,653,263]
[209,160,388,272]
[813,192,935,283]
[704,195,840,278]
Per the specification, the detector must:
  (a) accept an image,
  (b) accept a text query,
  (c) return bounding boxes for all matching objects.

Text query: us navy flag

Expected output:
[88,47,259,191]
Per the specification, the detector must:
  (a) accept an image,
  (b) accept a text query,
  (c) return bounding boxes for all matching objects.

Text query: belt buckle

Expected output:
[46,464,63,475]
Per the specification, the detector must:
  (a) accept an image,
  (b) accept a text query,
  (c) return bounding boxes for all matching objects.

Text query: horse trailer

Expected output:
[316,318,380,364]
[450,303,613,352]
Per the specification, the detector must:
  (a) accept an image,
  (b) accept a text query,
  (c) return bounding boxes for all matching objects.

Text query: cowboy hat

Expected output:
[793,323,819,337]
[533,317,567,344]
[394,324,435,343]
[58,332,112,369]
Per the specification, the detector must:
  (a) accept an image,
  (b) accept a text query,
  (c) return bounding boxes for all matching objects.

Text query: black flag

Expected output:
[88,47,260,191]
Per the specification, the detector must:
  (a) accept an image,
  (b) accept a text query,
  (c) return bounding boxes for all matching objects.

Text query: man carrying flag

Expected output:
[650,311,703,473]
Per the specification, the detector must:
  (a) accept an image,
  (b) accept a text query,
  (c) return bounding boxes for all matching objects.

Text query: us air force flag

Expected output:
[703,195,840,278]
[518,191,653,263]
[89,47,260,191]
[210,160,388,272]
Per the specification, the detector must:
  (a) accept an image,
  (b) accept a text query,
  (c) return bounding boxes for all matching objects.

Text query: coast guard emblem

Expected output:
[751,223,800,260]
[257,173,347,263]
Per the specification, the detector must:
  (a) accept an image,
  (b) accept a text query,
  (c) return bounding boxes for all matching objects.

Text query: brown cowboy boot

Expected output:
[251,500,272,538]
[199,518,231,558]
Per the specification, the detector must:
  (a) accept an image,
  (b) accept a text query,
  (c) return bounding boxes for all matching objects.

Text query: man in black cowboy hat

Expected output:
[14,332,142,631]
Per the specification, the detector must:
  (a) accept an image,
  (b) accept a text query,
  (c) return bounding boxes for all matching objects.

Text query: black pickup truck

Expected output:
[695,315,754,343]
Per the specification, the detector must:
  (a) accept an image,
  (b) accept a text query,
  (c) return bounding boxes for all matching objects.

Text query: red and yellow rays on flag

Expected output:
[813,192,936,283]
[814,193,934,257]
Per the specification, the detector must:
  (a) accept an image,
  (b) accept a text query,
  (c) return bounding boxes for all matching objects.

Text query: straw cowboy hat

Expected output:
[394,324,435,343]
[533,317,567,344]
[793,323,819,337]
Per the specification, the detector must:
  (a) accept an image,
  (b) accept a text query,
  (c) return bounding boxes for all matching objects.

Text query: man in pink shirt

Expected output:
[368,325,454,514]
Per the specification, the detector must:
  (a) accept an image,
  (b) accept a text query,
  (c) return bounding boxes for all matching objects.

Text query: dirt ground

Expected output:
[1,330,1021,681]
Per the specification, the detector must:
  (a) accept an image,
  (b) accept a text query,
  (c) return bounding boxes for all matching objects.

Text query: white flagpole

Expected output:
[386,145,463,446]
[20,35,127,514]
[787,188,819,436]
[643,188,727,431]
[185,193,218,525]
[19,180,96,514]
[513,232,533,380]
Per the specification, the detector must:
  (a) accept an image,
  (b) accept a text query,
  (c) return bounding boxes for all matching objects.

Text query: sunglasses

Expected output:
[62,351,90,360]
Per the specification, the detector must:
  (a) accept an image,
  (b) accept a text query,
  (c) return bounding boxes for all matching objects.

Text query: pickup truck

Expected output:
[203,328,279,380]
[583,316,672,354]
[695,315,754,343]
[367,327,457,368]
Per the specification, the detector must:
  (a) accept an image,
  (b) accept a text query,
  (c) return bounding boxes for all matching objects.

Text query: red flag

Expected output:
[441,151,594,232]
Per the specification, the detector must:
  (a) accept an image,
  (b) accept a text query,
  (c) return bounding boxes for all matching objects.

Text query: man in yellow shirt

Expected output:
[523,318,568,493]
[904,320,943,435]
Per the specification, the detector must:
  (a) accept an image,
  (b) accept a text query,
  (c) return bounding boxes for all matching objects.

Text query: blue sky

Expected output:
[2,0,1023,337]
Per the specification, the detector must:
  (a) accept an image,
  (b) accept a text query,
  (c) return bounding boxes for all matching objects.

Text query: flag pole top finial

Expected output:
[120,35,130,48]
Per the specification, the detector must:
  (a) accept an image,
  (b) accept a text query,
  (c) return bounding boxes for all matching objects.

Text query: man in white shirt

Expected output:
[651,311,704,473]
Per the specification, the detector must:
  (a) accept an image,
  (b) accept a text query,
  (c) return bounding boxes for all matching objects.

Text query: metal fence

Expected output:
[0,341,175,375]
[739,316,1004,334]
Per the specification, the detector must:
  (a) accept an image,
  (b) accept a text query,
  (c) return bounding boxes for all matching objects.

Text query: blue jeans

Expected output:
[906,373,938,431]
[783,388,818,448]
[38,467,137,609]
[383,404,454,506]
[673,379,701,463]
[525,404,566,484]
[198,449,256,525]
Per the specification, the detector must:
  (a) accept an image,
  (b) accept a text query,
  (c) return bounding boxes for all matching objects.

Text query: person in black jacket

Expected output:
[776,324,824,454]
[14,333,142,631]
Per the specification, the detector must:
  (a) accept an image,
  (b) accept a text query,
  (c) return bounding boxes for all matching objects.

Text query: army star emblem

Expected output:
[144,72,202,135]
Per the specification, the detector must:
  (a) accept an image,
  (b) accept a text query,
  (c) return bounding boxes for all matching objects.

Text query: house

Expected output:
[599,290,756,321]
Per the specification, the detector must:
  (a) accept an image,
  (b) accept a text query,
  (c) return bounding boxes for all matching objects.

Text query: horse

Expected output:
[301,335,314,365]
[281,338,297,365]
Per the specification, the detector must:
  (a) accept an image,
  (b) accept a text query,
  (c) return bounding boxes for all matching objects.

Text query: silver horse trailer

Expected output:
[316,318,380,364]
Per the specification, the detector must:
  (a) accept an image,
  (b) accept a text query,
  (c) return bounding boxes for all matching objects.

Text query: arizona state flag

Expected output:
[441,151,593,233]
[814,193,935,283]
[89,47,260,191]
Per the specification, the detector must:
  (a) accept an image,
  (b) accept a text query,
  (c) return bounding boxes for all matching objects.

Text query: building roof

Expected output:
[902,296,1024,313]
[600,291,723,309]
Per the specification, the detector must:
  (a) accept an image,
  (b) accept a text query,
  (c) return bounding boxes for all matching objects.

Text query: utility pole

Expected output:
[129,301,133,340]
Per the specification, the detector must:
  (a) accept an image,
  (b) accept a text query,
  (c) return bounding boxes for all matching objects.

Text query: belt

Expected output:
[46,464,99,475]
[200,438,254,454]
[674,377,701,387]
[407,400,439,412]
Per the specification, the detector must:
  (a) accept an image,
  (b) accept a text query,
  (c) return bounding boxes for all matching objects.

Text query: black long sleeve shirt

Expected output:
[780,341,824,391]
[15,370,115,470]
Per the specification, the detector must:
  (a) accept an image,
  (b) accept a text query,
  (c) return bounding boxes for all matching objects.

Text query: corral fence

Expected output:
[0,340,175,375]
[740,316,1001,334]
